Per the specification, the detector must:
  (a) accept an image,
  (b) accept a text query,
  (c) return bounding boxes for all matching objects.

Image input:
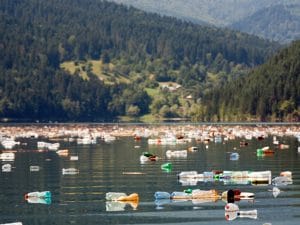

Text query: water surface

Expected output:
[0,126,299,225]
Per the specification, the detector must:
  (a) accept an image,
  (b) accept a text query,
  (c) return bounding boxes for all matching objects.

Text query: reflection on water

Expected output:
[0,126,300,225]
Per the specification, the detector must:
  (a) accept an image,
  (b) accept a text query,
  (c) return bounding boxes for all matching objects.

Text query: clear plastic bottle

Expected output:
[105,192,127,201]
[154,191,171,199]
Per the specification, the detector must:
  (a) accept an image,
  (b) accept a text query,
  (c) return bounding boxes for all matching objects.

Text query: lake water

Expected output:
[0,125,300,225]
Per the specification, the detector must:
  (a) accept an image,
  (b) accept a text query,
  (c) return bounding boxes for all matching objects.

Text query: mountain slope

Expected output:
[231,4,300,43]
[203,40,300,121]
[110,0,300,43]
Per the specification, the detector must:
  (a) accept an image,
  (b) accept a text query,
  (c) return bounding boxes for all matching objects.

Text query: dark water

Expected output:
[0,132,300,225]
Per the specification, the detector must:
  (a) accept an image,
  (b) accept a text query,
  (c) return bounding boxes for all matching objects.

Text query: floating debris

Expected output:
[2,163,12,172]
[62,168,79,175]
[29,166,40,172]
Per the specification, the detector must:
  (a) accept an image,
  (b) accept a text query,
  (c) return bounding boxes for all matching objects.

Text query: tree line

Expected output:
[0,0,285,121]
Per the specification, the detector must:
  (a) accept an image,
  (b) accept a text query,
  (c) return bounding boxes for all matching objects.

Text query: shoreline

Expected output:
[0,123,299,140]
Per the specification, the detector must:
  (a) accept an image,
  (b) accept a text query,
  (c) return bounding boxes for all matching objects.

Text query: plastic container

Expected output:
[166,150,187,158]
[203,171,214,182]
[0,152,15,161]
[256,148,264,156]
[105,192,127,201]
[2,163,12,172]
[161,163,172,170]
[280,171,292,178]
[117,193,139,202]
[154,191,171,199]
[249,170,272,185]
[191,189,219,199]
[25,191,51,199]
[178,171,198,178]
[225,209,257,220]
[179,177,200,186]
[26,196,52,204]
[230,153,239,160]
[272,176,293,186]
[62,168,79,175]
[29,166,40,172]
[171,191,191,200]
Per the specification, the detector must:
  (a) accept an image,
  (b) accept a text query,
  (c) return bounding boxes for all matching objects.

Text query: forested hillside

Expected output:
[0,0,281,121]
[203,40,300,122]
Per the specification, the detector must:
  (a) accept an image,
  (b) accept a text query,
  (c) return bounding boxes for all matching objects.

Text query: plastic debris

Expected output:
[280,171,292,178]
[106,200,138,211]
[25,191,51,205]
[155,189,219,202]
[230,152,239,160]
[154,191,171,199]
[70,155,79,161]
[272,187,280,198]
[2,163,12,172]
[222,189,255,202]
[272,176,293,186]
[0,152,15,161]
[166,150,187,158]
[188,146,198,151]
[279,144,289,149]
[106,192,127,201]
[106,192,139,202]
[29,166,40,172]
[257,146,274,156]
[140,152,158,163]
[56,149,69,157]
[225,203,257,220]
[62,168,79,175]
[116,193,139,202]
[161,162,172,172]
[0,222,23,225]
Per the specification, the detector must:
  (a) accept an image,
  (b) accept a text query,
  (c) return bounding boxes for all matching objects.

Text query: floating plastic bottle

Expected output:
[105,192,127,201]
[140,152,158,162]
[178,171,199,179]
[25,191,51,199]
[272,176,293,186]
[230,152,239,160]
[225,203,257,220]
[154,191,171,199]
[222,189,255,202]
[62,168,79,175]
[70,155,79,161]
[117,193,139,202]
[170,191,191,200]
[161,163,172,172]
[26,196,52,204]
[280,171,292,178]
[191,189,219,200]
[166,150,187,158]
[29,166,40,172]
[0,152,15,161]
[248,170,272,185]
[203,171,214,182]
[0,222,23,225]
[2,163,12,172]
[106,192,139,202]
